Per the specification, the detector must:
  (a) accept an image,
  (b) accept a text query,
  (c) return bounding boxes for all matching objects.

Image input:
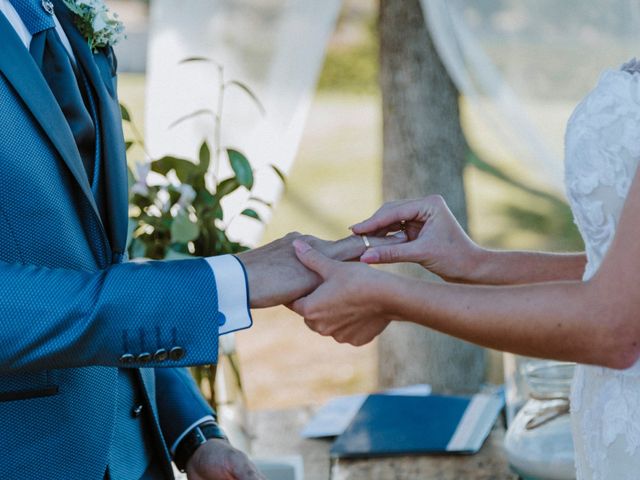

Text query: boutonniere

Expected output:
[62,0,125,52]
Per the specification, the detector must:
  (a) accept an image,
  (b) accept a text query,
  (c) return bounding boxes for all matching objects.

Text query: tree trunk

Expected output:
[377,0,484,394]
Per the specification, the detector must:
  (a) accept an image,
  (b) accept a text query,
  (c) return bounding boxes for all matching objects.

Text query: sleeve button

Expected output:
[218,313,227,327]
[137,352,151,363]
[169,346,186,361]
[119,353,135,364]
[153,348,168,362]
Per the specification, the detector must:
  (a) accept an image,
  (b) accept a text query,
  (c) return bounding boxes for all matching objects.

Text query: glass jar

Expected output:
[504,359,575,480]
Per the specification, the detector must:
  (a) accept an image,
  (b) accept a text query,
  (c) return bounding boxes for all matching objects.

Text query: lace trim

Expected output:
[565,59,640,478]
[621,57,640,75]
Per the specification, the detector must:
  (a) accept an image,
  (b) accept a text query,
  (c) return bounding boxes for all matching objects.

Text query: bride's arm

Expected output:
[291,169,640,369]
[462,249,586,285]
[351,196,586,285]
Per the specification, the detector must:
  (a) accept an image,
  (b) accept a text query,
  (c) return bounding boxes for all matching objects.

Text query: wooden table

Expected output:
[250,407,517,480]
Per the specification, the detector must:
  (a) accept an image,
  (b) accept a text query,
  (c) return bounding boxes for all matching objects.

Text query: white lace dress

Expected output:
[565,60,640,479]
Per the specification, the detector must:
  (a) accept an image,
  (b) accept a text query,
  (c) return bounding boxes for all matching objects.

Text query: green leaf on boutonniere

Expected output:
[227,149,254,189]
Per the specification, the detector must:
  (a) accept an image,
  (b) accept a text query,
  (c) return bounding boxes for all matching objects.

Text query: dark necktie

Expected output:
[9,0,98,185]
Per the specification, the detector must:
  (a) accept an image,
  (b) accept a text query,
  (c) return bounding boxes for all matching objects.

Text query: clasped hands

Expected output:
[237,195,480,347]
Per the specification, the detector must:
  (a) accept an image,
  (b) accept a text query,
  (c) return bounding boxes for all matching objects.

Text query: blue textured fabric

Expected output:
[109,370,156,480]
[0,2,224,479]
[29,27,99,185]
[7,0,54,34]
[155,368,216,450]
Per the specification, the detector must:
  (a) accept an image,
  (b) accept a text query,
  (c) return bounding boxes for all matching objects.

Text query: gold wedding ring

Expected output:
[361,234,371,249]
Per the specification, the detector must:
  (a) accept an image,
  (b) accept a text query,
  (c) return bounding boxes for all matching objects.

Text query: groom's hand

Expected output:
[236,231,405,308]
[185,438,265,480]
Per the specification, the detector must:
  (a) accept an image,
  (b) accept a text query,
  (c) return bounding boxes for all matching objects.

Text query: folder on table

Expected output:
[330,393,504,458]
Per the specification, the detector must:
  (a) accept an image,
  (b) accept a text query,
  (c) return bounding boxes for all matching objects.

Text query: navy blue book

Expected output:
[329,393,504,458]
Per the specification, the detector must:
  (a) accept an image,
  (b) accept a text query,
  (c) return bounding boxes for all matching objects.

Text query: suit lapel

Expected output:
[53,0,130,258]
[0,13,104,227]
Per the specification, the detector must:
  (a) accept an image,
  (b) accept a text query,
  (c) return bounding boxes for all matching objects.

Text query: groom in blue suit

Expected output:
[0,0,375,478]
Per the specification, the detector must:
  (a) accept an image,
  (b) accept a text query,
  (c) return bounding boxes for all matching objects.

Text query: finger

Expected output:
[371,223,404,237]
[290,296,306,316]
[351,201,420,235]
[360,241,424,265]
[367,231,407,248]
[293,240,337,278]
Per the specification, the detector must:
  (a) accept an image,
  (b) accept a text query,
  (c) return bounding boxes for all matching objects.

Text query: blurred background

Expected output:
[112,0,639,411]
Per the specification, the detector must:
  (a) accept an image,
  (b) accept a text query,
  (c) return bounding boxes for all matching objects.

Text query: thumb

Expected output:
[359,242,423,265]
[293,239,336,278]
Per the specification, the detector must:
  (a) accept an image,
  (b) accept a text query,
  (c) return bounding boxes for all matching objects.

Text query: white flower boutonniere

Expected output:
[62,0,125,52]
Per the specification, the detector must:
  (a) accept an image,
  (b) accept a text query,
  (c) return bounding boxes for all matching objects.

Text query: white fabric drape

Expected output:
[421,0,640,196]
[145,0,342,245]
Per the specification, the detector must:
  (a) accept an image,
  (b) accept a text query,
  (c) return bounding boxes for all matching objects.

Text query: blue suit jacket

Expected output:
[0,2,224,478]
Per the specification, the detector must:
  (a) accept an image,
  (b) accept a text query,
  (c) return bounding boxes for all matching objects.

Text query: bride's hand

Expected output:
[350,195,483,283]
[290,239,394,346]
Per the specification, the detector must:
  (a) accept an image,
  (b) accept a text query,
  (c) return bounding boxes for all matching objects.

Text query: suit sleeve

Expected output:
[0,257,223,372]
[155,367,217,453]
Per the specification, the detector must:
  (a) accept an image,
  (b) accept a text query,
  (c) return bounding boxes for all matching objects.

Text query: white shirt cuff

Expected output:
[205,255,253,335]
[170,415,216,456]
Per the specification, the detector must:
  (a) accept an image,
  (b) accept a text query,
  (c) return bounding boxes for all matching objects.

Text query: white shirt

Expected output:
[0,0,252,453]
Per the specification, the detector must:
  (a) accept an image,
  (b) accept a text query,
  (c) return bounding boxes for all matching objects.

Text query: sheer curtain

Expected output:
[145,0,342,245]
[421,0,640,196]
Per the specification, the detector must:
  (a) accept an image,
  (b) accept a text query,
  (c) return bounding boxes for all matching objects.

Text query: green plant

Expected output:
[122,58,284,407]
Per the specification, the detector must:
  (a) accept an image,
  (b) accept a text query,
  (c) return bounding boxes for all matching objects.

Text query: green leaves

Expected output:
[271,164,286,184]
[152,156,198,183]
[224,80,265,115]
[199,142,211,172]
[241,208,261,221]
[124,61,275,264]
[216,178,241,198]
[171,210,199,243]
[120,103,131,122]
[227,149,254,189]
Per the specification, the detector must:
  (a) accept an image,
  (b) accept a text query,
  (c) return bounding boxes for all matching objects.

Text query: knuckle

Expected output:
[318,324,331,336]
[383,248,400,262]
[427,194,445,206]
[299,234,315,244]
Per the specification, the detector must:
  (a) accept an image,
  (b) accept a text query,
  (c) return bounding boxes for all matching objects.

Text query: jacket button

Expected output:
[131,404,144,418]
[169,346,186,361]
[119,353,135,364]
[137,352,151,363]
[153,348,168,362]
[218,313,227,327]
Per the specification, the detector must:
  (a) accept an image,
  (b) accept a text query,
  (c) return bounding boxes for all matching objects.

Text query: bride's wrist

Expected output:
[443,246,492,284]
[464,247,496,284]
